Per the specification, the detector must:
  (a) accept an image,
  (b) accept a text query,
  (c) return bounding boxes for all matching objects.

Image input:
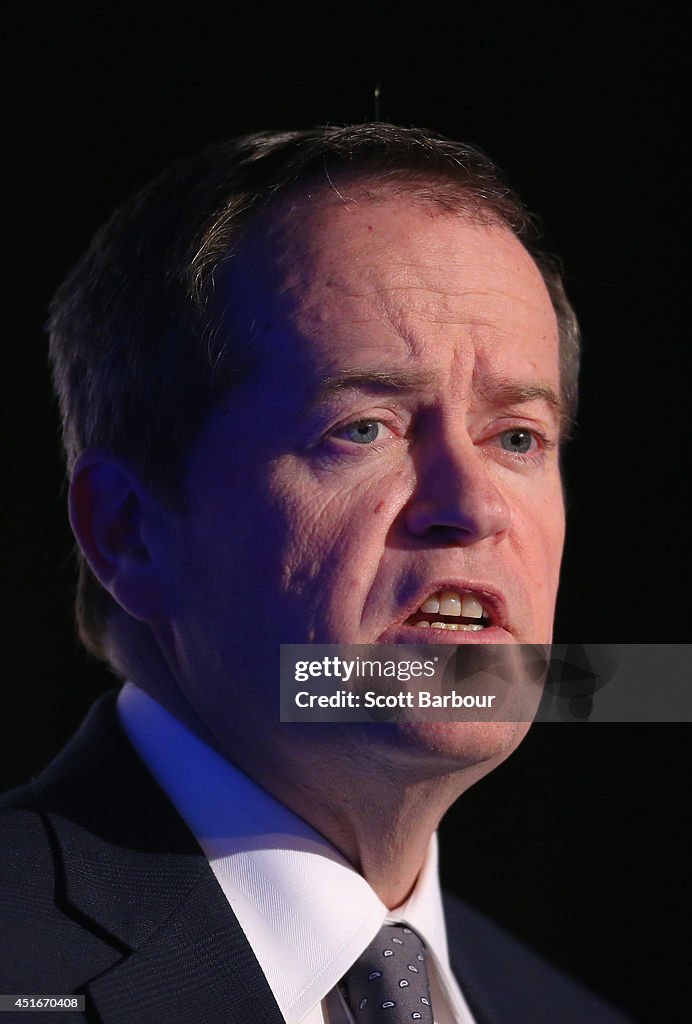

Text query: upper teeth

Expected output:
[418,590,486,619]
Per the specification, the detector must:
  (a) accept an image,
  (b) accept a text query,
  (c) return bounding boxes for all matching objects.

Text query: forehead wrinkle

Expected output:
[281,225,548,332]
[244,198,559,403]
[360,276,490,360]
[333,278,547,335]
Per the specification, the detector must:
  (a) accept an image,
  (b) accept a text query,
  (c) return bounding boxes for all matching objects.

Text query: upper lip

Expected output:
[395,579,511,631]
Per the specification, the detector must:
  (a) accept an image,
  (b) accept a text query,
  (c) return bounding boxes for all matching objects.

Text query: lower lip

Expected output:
[377,624,515,644]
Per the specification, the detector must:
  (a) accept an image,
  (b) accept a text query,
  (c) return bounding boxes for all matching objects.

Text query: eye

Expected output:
[341,420,392,444]
[498,428,537,454]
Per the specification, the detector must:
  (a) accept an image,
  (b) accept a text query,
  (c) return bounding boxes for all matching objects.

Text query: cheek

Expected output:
[511,484,565,583]
[269,470,410,629]
[542,483,566,566]
[533,495,566,621]
[272,463,409,550]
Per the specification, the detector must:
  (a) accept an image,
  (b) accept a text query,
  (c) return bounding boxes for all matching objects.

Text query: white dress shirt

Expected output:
[117,682,477,1023]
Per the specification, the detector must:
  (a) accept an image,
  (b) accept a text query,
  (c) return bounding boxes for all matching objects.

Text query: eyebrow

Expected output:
[311,368,438,403]
[309,367,563,418]
[473,374,562,413]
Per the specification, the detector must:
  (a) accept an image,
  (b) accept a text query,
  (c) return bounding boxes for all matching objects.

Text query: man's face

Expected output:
[159,191,565,757]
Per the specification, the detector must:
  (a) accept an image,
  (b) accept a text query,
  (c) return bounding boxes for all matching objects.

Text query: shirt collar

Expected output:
[117,681,452,1023]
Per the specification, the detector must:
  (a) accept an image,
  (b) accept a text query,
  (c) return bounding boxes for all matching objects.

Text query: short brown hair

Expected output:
[47,123,580,663]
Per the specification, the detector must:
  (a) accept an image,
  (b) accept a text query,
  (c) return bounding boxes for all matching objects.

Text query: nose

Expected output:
[403,428,511,545]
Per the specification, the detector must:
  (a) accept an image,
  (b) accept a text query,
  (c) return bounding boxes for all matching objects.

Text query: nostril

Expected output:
[403,482,511,543]
[423,524,475,542]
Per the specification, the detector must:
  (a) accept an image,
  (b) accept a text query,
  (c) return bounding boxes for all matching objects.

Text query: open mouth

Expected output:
[405,589,492,632]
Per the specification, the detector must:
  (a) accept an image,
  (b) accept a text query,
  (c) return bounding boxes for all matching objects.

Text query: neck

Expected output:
[123,648,509,907]
[209,725,496,908]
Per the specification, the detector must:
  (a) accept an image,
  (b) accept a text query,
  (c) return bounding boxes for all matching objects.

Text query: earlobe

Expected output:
[68,451,169,623]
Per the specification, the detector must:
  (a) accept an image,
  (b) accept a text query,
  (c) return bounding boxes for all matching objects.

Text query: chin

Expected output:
[364,720,532,776]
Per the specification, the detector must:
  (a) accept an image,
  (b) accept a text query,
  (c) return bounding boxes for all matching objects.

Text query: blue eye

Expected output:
[499,428,535,454]
[344,420,383,444]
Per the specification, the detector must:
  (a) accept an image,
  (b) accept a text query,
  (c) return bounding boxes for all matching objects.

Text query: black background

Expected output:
[3,5,690,1021]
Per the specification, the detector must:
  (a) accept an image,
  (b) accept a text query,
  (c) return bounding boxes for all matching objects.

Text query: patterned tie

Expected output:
[339,923,434,1022]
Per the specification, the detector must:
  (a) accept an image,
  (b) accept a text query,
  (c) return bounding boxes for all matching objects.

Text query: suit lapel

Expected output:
[35,692,285,1024]
[88,865,286,1024]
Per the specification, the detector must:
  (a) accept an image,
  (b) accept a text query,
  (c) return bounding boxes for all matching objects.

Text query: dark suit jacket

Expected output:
[0,693,632,1023]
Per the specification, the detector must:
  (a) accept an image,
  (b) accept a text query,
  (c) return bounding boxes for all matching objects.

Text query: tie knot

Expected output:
[339,923,433,1022]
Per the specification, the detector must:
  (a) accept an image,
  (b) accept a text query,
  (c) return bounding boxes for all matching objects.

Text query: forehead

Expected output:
[225,189,559,398]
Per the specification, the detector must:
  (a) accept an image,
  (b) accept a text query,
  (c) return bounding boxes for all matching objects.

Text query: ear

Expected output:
[68,450,171,623]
